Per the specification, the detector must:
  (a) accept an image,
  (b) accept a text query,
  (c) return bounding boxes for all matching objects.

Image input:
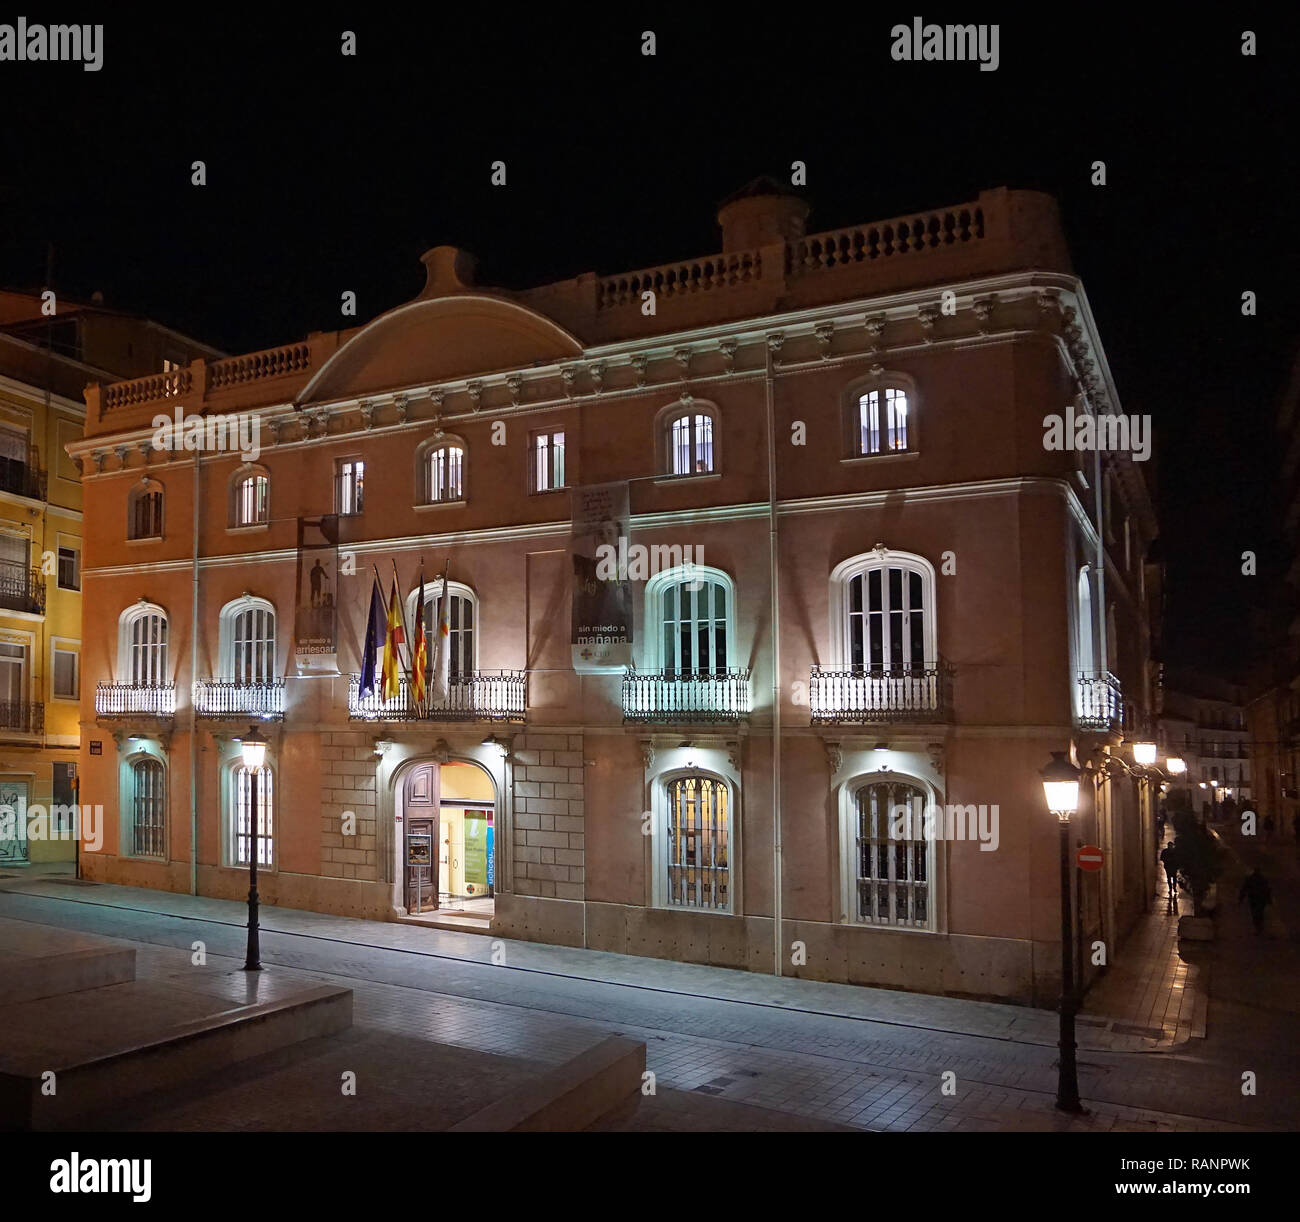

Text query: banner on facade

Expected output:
[570,482,632,670]
[295,515,339,672]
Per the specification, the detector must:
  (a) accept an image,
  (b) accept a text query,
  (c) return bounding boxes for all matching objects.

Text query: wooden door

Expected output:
[404,764,439,912]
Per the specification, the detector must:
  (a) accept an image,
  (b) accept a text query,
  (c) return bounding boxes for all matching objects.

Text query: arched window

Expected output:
[663,773,730,911]
[645,565,735,676]
[119,603,169,686]
[230,465,269,527]
[127,482,164,540]
[220,597,276,683]
[420,440,466,504]
[128,755,166,858]
[847,777,931,928]
[830,550,936,673]
[231,762,274,867]
[661,405,718,477]
[857,387,910,455]
[409,581,477,678]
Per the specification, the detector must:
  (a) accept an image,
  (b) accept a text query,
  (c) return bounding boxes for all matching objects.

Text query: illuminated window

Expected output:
[531,431,566,492]
[663,774,730,910]
[857,387,910,455]
[850,779,930,927]
[417,585,475,679]
[231,469,269,526]
[129,756,166,858]
[424,443,465,503]
[336,459,365,515]
[121,605,168,685]
[221,597,276,683]
[846,564,928,672]
[666,413,715,476]
[232,763,273,867]
[659,578,728,676]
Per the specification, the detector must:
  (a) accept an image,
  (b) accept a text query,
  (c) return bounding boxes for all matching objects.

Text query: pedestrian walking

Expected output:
[1238,867,1273,935]
[1159,843,1179,900]
[1264,814,1276,842]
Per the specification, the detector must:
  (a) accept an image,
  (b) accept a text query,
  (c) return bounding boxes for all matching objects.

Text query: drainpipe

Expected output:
[1092,424,1112,959]
[766,339,782,978]
[190,450,200,895]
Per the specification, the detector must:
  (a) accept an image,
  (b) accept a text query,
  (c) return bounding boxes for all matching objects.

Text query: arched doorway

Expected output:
[400,760,496,917]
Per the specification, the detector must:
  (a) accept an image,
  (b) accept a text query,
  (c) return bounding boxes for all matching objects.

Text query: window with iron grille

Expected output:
[857,387,909,455]
[851,779,930,927]
[425,444,465,503]
[337,458,364,515]
[664,774,730,910]
[531,431,565,492]
[128,487,164,539]
[130,756,166,858]
[233,764,273,867]
[666,413,715,475]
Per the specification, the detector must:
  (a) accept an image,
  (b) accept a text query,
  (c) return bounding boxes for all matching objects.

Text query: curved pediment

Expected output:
[297,293,585,405]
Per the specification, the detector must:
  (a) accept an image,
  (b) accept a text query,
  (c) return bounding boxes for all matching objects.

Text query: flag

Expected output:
[412,566,428,707]
[433,562,451,705]
[381,577,405,702]
[358,577,386,697]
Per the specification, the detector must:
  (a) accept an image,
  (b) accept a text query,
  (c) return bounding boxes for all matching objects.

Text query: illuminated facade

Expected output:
[71,183,1159,1004]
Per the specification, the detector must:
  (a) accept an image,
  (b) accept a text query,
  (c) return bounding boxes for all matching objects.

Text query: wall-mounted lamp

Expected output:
[481,733,508,757]
[873,742,889,752]
[373,735,395,758]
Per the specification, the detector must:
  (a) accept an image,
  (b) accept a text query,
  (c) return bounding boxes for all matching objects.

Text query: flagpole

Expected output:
[390,558,419,709]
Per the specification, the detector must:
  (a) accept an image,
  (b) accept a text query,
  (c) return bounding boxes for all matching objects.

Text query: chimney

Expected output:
[717,176,810,253]
[418,245,478,298]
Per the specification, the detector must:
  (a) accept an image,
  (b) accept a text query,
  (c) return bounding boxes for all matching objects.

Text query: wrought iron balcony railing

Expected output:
[810,662,953,725]
[0,460,45,501]
[194,679,285,720]
[0,699,43,734]
[95,683,176,717]
[622,667,751,724]
[0,565,45,615]
[1077,671,1123,732]
[347,671,526,722]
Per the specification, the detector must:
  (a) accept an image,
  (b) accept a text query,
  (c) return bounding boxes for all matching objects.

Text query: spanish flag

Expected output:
[412,565,428,707]
[381,577,405,702]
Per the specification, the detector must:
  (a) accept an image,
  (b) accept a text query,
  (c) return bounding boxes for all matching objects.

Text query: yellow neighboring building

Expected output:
[0,289,218,868]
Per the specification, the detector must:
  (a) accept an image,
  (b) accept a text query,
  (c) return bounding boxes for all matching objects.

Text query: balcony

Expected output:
[0,566,45,615]
[95,683,176,718]
[0,460,46,502]
[1077,671,1123,732]
[810,662,952,725]
[0,699,43,735]
[622,668,751,724]
[347,672,525,723]
[194,679,285,720]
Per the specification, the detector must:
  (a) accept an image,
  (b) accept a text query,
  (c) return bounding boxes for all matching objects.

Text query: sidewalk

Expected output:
[0,866,1203,1053]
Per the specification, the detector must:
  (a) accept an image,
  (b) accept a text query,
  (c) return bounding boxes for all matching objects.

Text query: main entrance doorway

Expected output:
[402,761,495,916]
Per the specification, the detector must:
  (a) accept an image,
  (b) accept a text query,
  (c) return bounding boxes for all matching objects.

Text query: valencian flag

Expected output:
[411,565,428,707]
[358,577,387,698]
[433,560,452,705]
[381,577,405,701]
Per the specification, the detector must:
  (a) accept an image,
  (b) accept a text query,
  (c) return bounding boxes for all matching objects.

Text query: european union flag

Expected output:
[358,578,387,697]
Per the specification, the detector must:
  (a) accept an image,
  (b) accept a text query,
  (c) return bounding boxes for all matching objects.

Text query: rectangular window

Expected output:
[665,775,729,910]
[531,431,566,492]
[234,766,274,867]
[53,647,78,699]
[337,459,365,515]
[858,389,909,455]
[854,781,929,927]
[0,643,26,713]
[57,545,80,591]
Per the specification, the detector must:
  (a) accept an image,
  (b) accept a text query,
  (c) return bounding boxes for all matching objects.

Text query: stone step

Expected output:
[0,971,353,1130]
[0,918,137,1005]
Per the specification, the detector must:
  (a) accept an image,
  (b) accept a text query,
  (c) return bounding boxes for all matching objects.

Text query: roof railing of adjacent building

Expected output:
[100,341,312,413]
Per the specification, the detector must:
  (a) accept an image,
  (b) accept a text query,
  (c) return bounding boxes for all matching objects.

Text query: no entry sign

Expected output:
[1076,844,1104,872]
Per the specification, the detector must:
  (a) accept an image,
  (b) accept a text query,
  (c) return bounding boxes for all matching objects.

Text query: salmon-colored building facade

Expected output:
[71,183,1159,1005]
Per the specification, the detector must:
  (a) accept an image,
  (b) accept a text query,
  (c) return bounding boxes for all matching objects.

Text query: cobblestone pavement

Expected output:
[0,869,1295,1132]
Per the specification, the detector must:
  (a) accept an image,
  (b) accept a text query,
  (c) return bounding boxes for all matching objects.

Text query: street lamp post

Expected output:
[1041,751,1085,1114]
[240,725,268,972]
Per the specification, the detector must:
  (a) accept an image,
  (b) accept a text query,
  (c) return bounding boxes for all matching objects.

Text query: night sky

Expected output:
[2,11,1296,678]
